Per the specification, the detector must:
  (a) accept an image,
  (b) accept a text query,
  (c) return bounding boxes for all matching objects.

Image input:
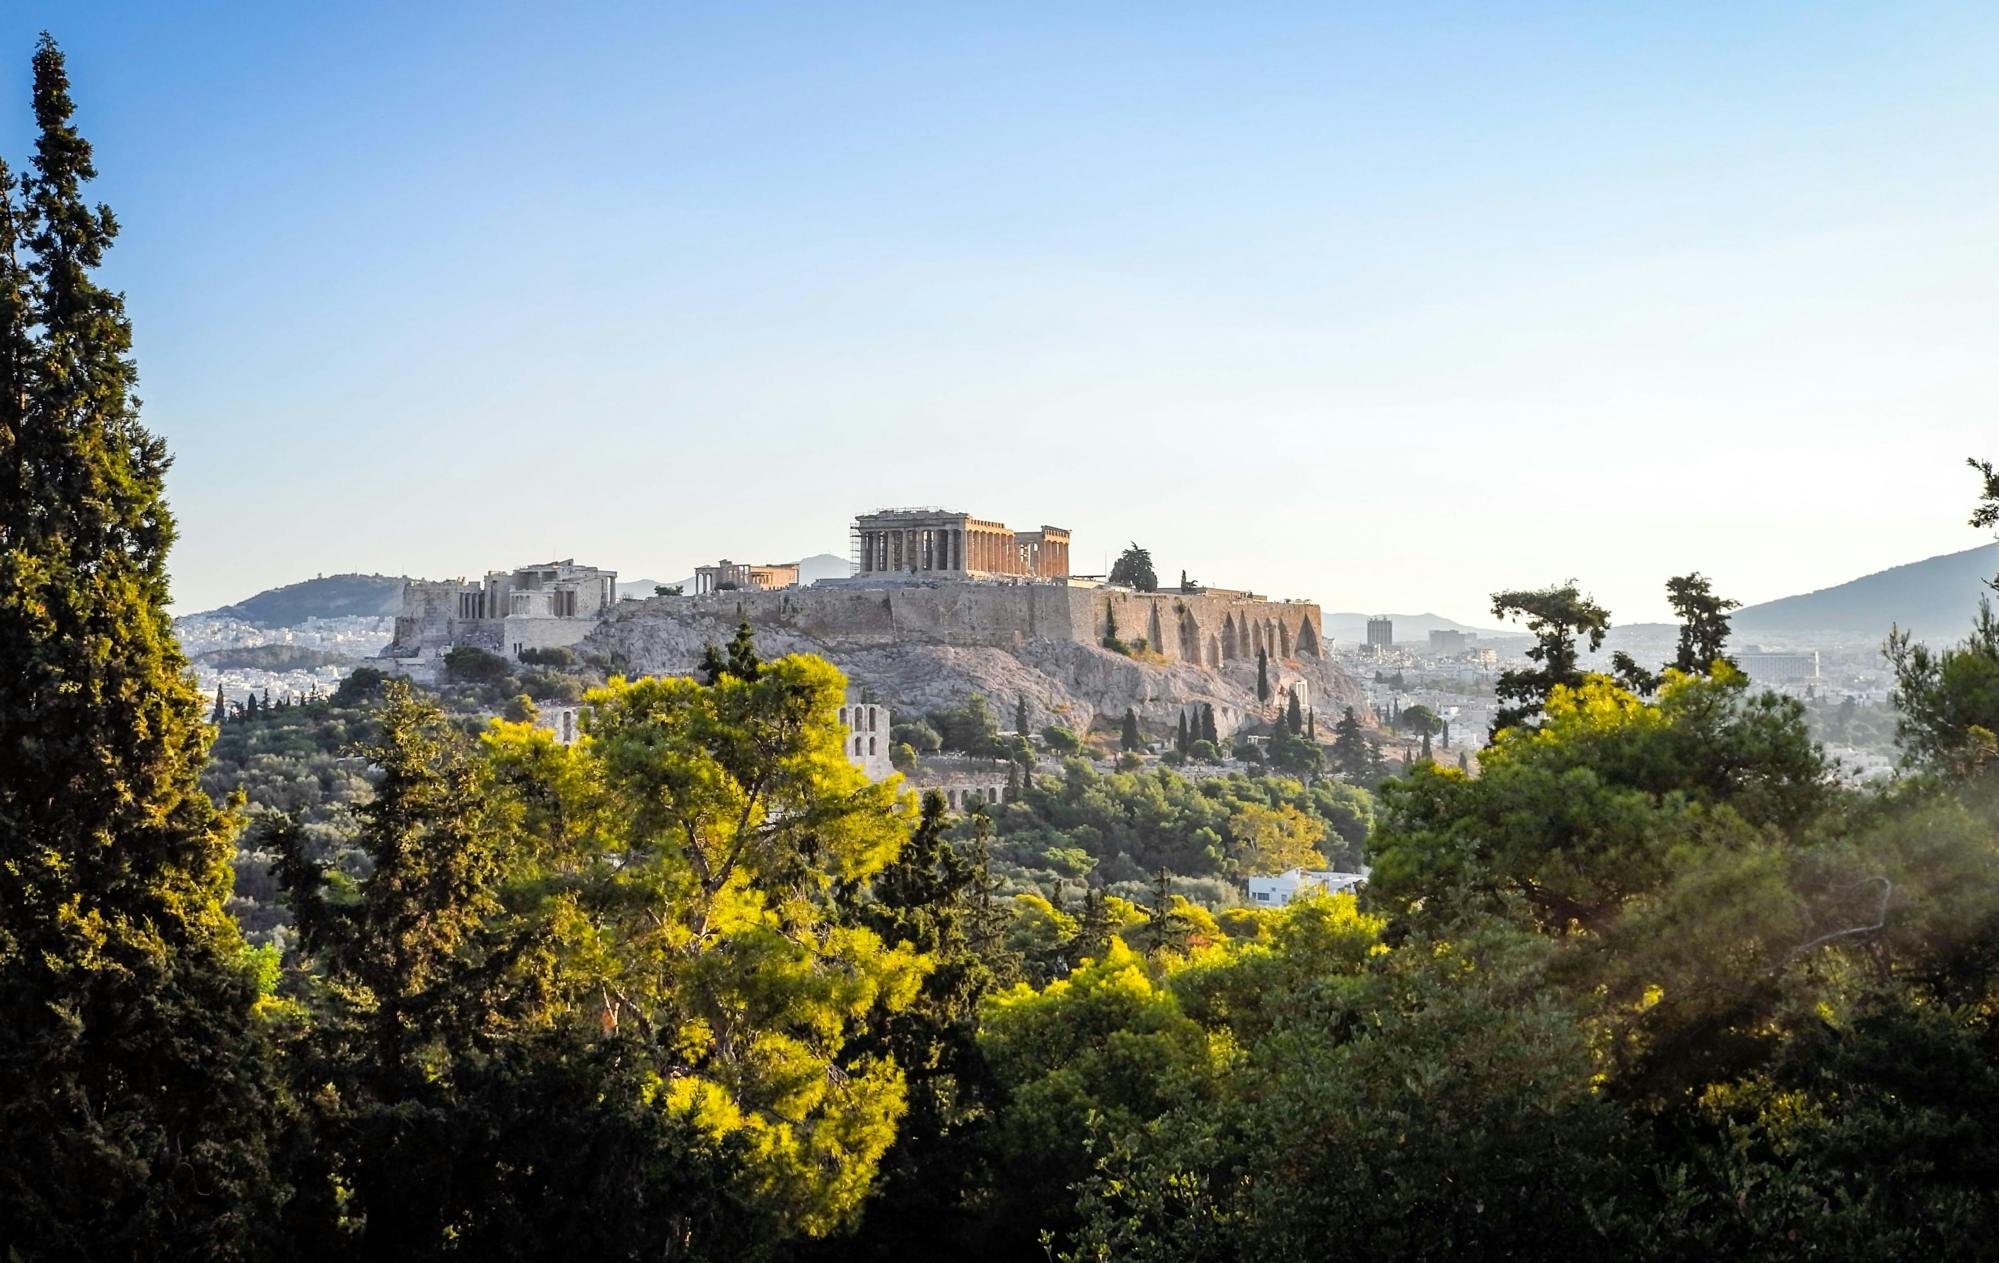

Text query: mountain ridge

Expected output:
[1727,543,1997,644]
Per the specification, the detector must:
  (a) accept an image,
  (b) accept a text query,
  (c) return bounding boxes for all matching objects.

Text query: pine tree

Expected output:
[1121,707,1142,752]
[1490,582,1612,732]
[0,36,279,1254]
[1109,543,1158,592]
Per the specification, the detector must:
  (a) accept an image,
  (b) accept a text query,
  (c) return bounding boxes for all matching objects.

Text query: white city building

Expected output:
[1246,867,1367,908]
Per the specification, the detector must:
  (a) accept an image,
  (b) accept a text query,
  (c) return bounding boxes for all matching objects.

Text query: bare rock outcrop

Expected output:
[583,599,1366,739]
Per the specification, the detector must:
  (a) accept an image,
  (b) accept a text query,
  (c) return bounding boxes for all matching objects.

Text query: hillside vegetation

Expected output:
[195,643,355,671]
[205,571,408,626]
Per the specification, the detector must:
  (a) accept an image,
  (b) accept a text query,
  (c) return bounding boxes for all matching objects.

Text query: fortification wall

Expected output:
[629,582,1324,663]
[1084,588,1323,666]
[388,581,464,657]
[501,615,600,656]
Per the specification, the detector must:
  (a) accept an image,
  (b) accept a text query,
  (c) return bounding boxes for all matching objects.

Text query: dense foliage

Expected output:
[16,36,1999,1261]
[979,758,1371,889]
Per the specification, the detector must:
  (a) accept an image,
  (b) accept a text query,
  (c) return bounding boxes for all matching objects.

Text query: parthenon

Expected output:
[852,508,1070,580]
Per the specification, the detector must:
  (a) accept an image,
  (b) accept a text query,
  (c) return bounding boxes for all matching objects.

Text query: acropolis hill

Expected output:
[382,508,1366,739]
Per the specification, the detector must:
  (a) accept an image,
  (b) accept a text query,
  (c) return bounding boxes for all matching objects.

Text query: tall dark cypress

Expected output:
[0,36,278,1258]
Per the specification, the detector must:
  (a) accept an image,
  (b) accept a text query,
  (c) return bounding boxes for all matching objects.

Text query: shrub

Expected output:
[331,665,389,706]
[522,670,584,703]
[1043,726,1084,754]
[444,645,510,683]
[517,646,576,667]
[891,720,943,754]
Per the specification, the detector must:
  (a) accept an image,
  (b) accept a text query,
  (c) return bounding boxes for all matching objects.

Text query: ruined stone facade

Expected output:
[852,508,1070,580]
[911,756,1011,814]
[693,560,799,595]
[384,559,618,667]
[838,695,892,780]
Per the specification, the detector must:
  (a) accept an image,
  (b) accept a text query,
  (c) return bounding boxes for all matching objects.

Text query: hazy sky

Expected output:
[3,3,1995,621]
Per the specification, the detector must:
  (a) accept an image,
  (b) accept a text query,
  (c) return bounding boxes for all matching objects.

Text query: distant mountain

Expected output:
[1730,543,1998,645]
[797,552,854,585]
[201,573,407,627]
[617,579,669,599]
[1321,611,1508,645]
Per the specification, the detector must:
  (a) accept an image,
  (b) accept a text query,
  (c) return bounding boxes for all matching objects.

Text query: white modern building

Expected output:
[1246,867,1367,907]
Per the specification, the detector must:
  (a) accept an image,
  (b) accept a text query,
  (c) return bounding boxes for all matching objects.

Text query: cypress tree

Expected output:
[1256,648,1271,712]
[1200,703,1218,747]
[0,36,279,1255]
[211,682,226,725]
[1285,687,1303,734]
[700,619,764,685]
[1143,869,1176,955]
[1120,707,1142,752]
[1307,707,1316,739]
[1176,709,1189,754]
[1016,693,1029,737]
[1420,729,1432,762]
[1069,888,1112,966]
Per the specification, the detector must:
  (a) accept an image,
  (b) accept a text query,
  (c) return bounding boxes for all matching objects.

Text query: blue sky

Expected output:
[4,3,1995,623]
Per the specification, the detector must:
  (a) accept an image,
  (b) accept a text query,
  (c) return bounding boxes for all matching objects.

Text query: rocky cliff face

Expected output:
[583,600,1366,739]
